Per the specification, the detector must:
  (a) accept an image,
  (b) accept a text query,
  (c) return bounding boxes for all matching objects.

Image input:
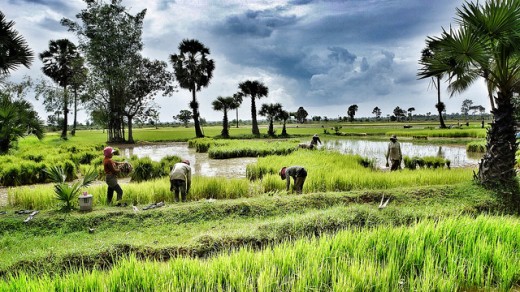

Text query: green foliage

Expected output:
[403,156,450,170]
[467,141,486,152]
[46,165,98,211]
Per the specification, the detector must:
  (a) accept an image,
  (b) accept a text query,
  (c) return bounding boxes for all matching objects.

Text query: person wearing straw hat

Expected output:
[279,166,307,194]
[385,135,402,171]
[169,160,192,202]
[103,146,125,206]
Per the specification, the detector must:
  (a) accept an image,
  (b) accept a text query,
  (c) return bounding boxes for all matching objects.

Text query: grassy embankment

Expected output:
[1,123,517,290]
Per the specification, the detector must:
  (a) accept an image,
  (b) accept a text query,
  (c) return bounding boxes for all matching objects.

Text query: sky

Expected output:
[3,0,489,124]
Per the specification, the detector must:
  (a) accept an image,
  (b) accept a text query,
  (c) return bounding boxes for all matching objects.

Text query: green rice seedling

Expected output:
[130,157,167,182]
[467,141,486,152]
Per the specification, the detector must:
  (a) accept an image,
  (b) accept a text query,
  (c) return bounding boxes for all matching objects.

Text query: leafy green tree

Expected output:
[124,58,174,143]
[372,106,382,119]
[393,106,406,122]
[0,11,33,76]
[259,103,282,136]
[39,39,80,139]
[238,80,269,135]
[461,99,473,122]
[294,106,308,123]
[347,104,358,122]
[62,0,146,142]
[212,96,238,138]
[419,0,520,188]
[0,78,44,153]
[170,39,215,138]
[174,110,192,128]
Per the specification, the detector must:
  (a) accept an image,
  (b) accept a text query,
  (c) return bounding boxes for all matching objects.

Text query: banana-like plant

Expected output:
[45,165,98,211]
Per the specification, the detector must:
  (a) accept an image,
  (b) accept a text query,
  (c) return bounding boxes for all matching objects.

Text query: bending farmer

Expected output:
[279,166,307,194]
[169,160,192,202]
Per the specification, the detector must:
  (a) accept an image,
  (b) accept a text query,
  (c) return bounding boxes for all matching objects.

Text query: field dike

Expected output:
[0,184,499,278]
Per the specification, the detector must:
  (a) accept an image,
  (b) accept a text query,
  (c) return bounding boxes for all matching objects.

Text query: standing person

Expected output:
[103,147,124,206]
[310,134,322,147]
[385,135,402,171]
[279,166,307,194]
[169,160,192,202]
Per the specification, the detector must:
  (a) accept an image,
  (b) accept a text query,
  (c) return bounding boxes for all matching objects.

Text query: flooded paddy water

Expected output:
[119,139,481,177]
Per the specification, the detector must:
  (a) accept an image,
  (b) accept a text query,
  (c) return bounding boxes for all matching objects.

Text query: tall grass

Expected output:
[1,215,518,291]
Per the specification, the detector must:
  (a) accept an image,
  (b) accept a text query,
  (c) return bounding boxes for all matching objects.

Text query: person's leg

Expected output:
[391,160,400,171]
[180,182,187,202]
[114,184,123,201]
[173,180,182,202]
[294,177,304,194]
[107,186,114,205]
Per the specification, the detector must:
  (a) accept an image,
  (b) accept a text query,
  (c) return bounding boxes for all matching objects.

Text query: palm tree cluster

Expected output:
[419,0,520,191]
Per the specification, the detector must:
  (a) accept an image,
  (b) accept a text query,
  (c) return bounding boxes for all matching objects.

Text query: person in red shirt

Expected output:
[103,147,124,206]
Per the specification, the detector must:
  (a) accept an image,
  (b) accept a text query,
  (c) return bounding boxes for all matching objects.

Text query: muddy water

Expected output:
[118,143,257,178]
[322,139,481,168]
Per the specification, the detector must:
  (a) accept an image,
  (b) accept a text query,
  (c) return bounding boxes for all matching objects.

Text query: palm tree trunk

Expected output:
[222,109,229,138]
[251,97,259,136]
[127,115,134,144]
[436,76,447,129]
[477,91,517,189]
[61,86,68,139]
[191,90,204,138]
[282,121,287,136]
[71,88,78,136]
[236,108,239,128]
[268,119,274,136]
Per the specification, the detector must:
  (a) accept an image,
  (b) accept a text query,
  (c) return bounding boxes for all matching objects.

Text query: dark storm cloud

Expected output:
[215,8,299,38]
[38,16,66,32]
[8,0,75,14]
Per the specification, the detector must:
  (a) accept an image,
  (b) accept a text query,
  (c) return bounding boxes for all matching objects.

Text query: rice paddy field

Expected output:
[1,123,519,291]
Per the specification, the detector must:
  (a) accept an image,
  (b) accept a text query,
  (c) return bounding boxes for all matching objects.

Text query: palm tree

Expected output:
[259,103,282,136]
[0,11,33,75]
[372,106,382,119]
[212,96,238,138]
[0,93,44,153]
[420,45,447,128]
[69,56,88,136]
[39,39,80,139]
[347,104,358,122]
[170,39,215,138]
[232,92,243,128]
[418,0,520,189]
[238,80,269,136]
[277,110,290,136]
[407,107,415,121]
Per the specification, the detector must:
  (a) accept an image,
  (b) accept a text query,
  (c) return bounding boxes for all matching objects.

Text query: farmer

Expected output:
[103,146,124,206]
[385,135,402,171]
[311,134,322,147]
[279,166,308,194]
[169,160,192,202]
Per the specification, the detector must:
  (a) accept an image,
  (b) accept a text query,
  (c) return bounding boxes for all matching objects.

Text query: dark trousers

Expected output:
[293,176,307,194]
[107,184,123,204]
[171,179,187,202]
[390,159,401,171]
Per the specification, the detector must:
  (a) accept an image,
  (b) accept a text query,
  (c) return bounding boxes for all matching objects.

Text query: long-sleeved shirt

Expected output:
[103,157,119,175]
[386,141,402,161]
[284,166,307,190]
[169,162,192,188]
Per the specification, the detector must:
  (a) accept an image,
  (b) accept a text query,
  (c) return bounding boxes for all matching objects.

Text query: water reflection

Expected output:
[118,143,257,178]
[322,140,480,168]
[118,140,481,178]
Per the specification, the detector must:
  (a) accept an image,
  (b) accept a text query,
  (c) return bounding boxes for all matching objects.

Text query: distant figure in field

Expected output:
[169,160,192,202]
[298,134,322,150]
[385,135,402,171]
[279,166,307,194]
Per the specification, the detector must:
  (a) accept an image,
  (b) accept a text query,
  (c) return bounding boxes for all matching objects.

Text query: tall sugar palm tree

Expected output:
[259,103,282,137]
[0,11,33,75]
[39,39,79,139]
[212,96,238,138]
[232,92,243,128]
[170,39,215,138]
[238,80,268,136]
[418,0,520,190]
[420,44,447,128]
